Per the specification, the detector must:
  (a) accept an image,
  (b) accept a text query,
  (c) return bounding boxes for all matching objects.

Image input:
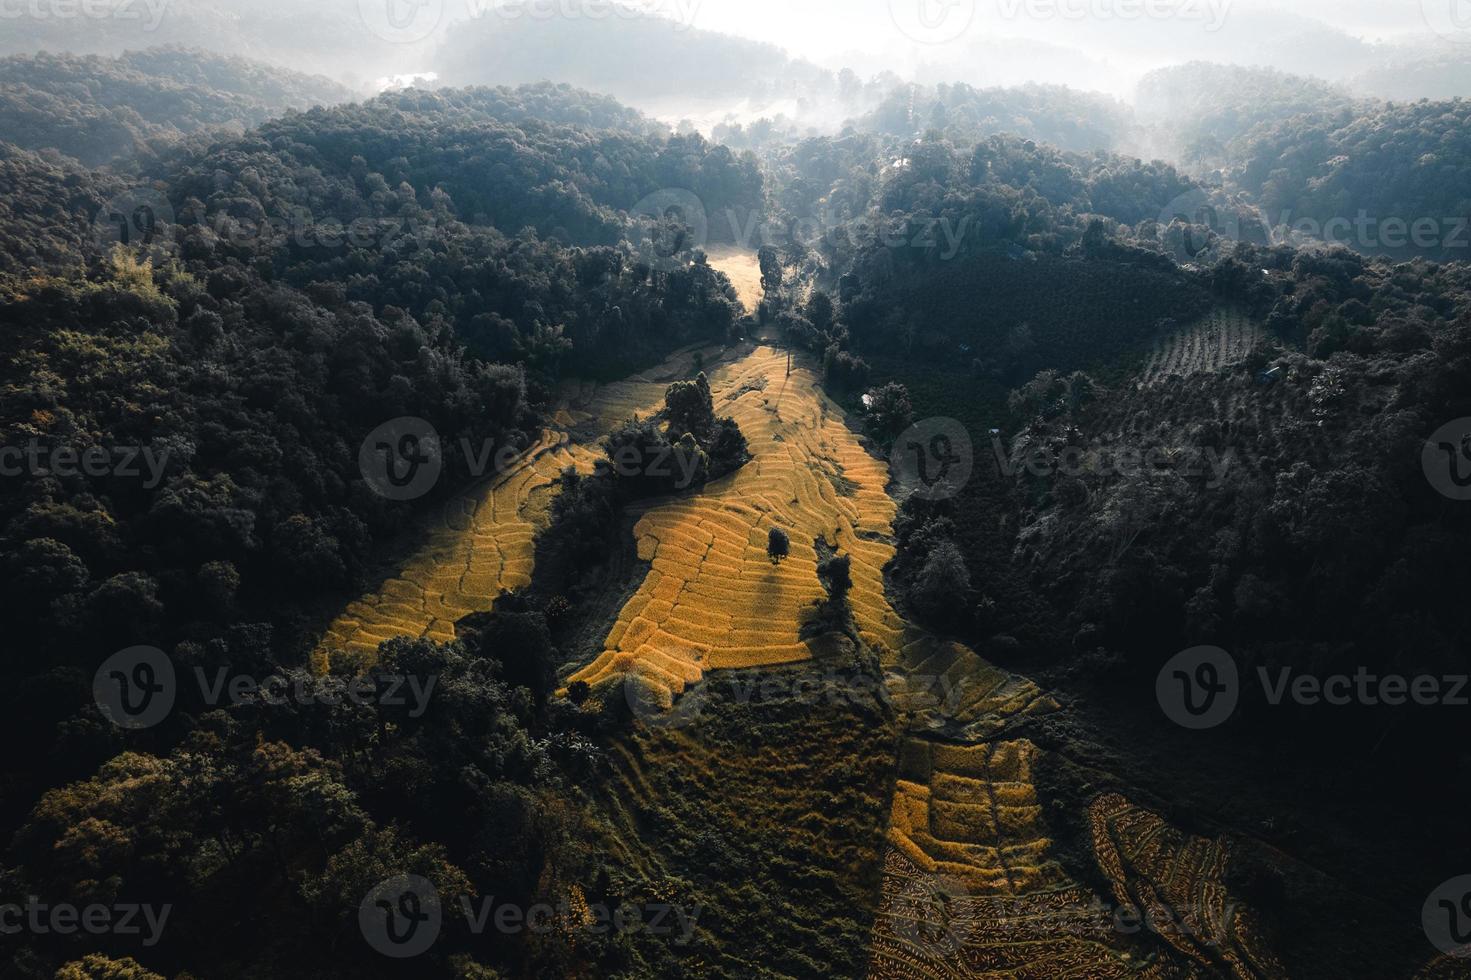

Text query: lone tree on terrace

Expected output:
[767,527,791,565]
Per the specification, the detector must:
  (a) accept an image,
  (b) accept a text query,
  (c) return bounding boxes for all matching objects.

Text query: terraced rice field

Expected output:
[568,345,907,704]
[1089,793,1288,978]
[320,337,1302,979]
[314,354,693,667]
[868,725,1152,980]
[1143,308,1263,386]
[868,747,1295,979]
[313,430,601,667]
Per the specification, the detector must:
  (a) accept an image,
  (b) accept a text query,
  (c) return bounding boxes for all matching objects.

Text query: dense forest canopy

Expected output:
[0,47,351,166]
[1,8,1470,977]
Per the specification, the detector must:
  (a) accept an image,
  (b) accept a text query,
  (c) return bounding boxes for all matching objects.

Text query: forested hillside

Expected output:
[0,48,351,166]
[0,79,759,978]
[1,27,1470,980]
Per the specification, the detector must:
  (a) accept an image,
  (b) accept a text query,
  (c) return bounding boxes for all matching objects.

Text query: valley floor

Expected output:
[315,339,1456,979]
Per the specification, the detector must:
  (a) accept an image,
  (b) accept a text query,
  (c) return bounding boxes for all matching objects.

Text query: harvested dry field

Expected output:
[568,345,906,703]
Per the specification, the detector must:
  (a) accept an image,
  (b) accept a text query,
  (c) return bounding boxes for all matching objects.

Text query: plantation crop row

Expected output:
[1090,793,1289,978]
[869,735,1152,979]
[1143,307,1264,386]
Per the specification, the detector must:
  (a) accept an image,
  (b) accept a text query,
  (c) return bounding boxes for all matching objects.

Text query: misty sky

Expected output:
[674,0,1447,62]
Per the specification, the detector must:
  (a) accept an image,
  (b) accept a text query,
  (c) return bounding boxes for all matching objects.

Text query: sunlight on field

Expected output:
[313,367,681,669]
[704,244,764,313]
[312,431,601,668]
[569,345,906,698]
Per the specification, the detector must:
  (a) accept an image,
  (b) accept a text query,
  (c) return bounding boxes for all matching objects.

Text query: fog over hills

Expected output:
[2,3,1471,980]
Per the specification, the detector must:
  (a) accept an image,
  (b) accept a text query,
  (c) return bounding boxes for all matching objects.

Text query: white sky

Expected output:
[659,0,1448,64]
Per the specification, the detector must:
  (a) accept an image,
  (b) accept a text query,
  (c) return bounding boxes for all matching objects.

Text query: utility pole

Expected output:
[786,351,791,377]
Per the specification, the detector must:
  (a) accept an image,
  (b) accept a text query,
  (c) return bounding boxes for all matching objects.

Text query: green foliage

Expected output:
[0,48,350,166]
[863,382,914,442]
[767,526,790,564]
